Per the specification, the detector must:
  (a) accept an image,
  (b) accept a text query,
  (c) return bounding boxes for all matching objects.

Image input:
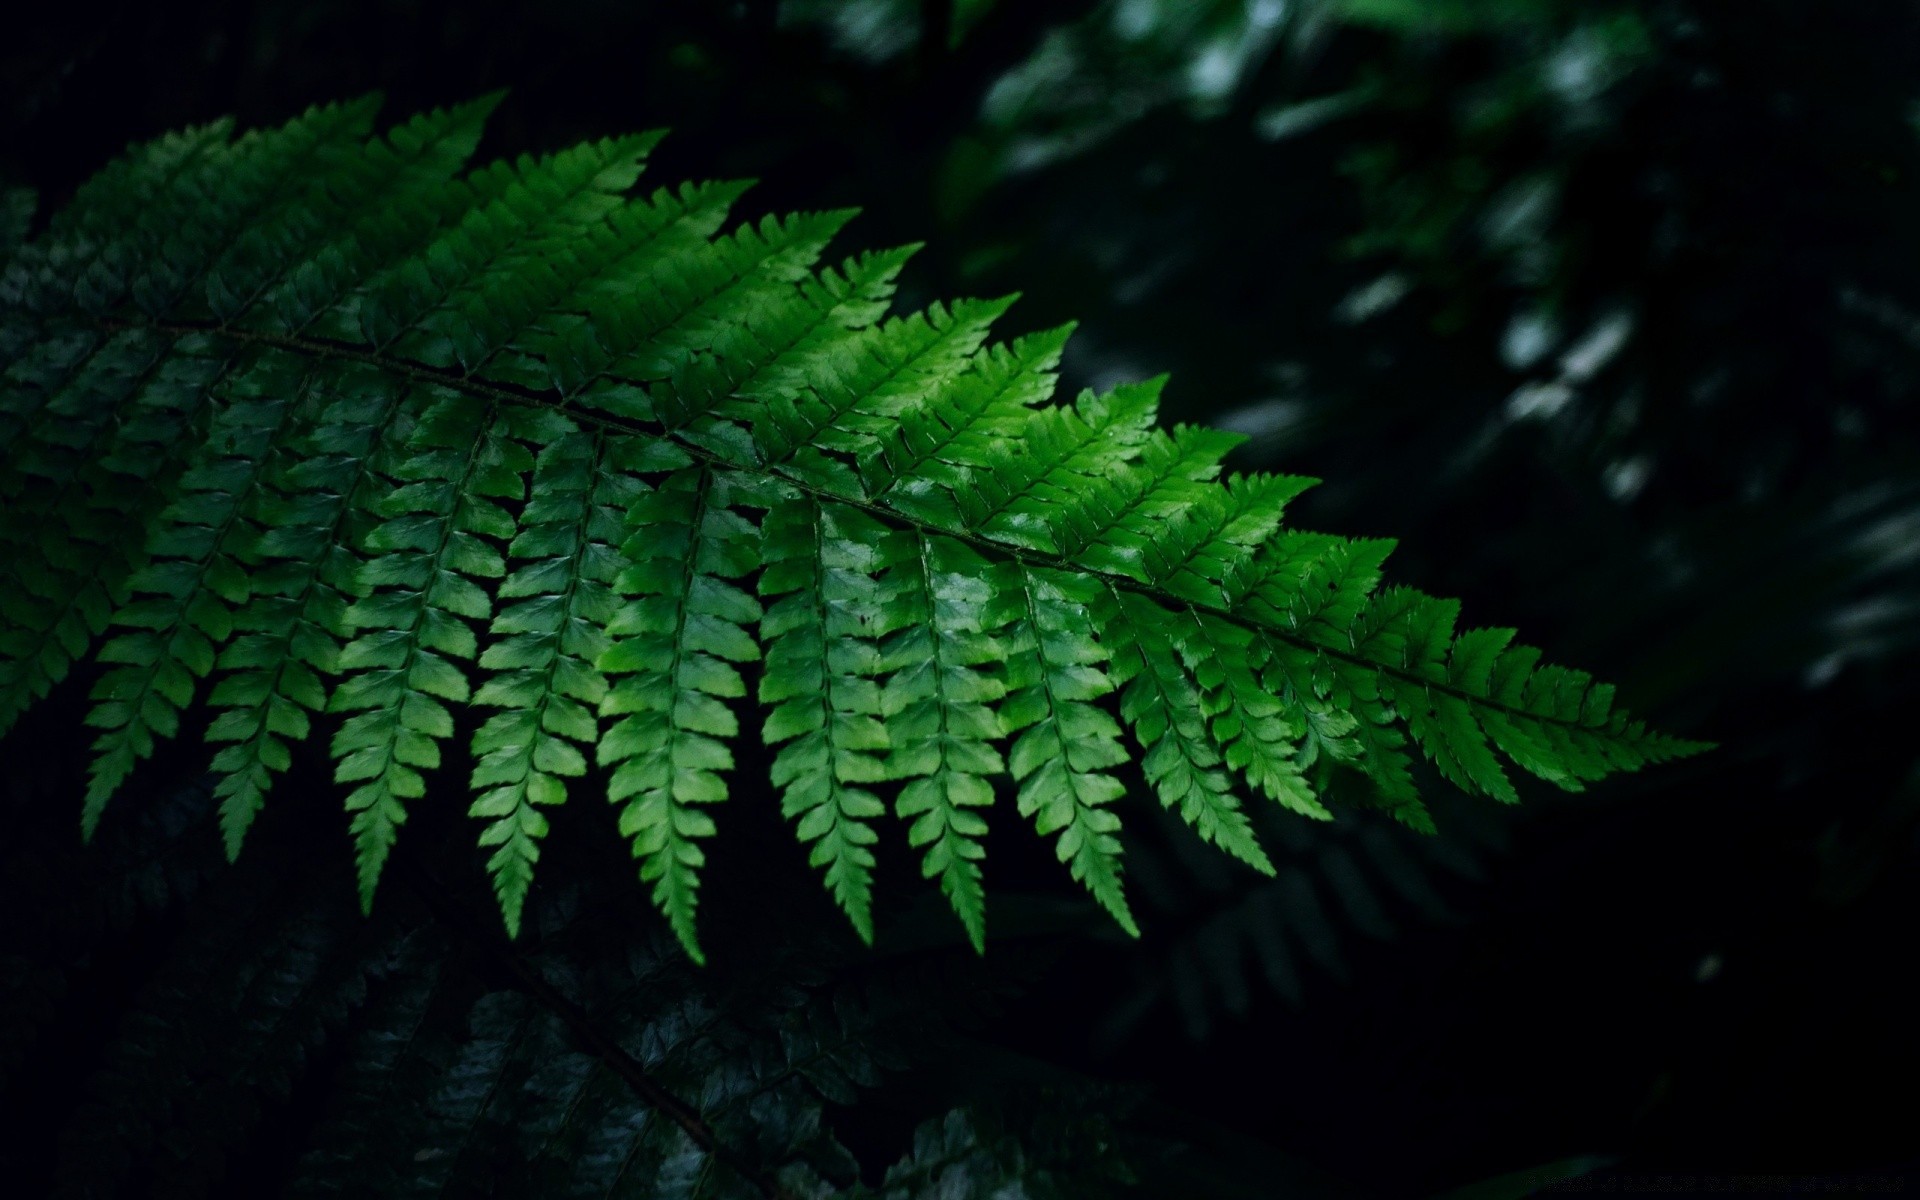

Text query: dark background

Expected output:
[5,0,1919,1193]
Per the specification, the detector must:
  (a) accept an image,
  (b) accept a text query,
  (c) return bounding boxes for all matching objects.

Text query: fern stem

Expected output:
[85,313,1618,739]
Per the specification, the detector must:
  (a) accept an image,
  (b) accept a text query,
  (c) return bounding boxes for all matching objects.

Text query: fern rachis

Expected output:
[0,96,1709,961]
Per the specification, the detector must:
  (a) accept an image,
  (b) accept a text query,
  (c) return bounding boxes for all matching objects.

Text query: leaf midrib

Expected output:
[87,312,1646,741]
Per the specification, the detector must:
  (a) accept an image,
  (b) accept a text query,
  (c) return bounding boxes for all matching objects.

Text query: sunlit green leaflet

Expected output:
[0,98,1707,960]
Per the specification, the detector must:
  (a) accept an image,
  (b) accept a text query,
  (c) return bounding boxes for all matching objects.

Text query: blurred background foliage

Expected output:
[5,0,1919,1193]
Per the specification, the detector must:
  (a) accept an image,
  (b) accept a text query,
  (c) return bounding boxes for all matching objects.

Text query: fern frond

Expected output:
[878,531,1005,952]
[467,422,645,933]
[83,353,336,838]
[598,463,762,963]
[992,563,1138,935]
[760,496,892,941]
[328,393,525,909]
[206,366,407,854]
[0,98,1708,958]
[1099,585,1273,876]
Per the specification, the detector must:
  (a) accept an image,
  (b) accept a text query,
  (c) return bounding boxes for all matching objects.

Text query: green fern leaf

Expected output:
[329,394,523,909]
[878,531,1005,952]
[87,354,318,840]
[1100,585,1274,876]
[0,98,1709,956]
[597,463,761,964]
[991,563,1138,935]
[759,495,893,941]
[467,418,650,934]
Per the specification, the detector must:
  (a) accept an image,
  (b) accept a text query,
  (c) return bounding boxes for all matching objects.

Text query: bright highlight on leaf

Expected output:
[0,96,1709,961]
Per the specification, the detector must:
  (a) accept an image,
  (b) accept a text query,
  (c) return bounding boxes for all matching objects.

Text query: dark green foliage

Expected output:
[8,0,1917,1191]
[0,97,1704,963]
[1107,786,1509,1040]
[867,1105,1136,1200]
[0,769,1154,1199]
